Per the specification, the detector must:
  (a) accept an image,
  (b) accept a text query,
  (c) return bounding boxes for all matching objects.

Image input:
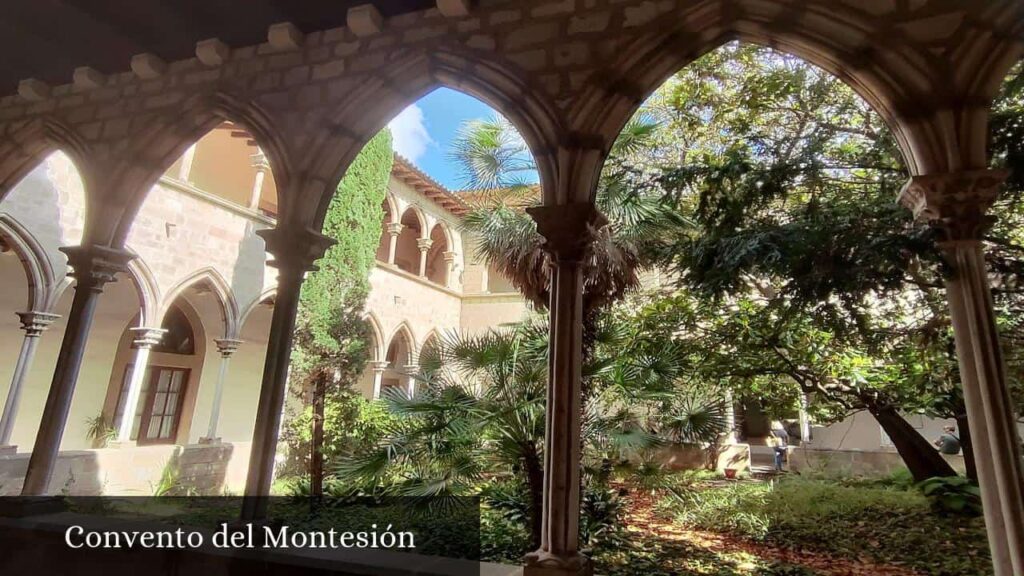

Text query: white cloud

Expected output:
[388,104,434,163]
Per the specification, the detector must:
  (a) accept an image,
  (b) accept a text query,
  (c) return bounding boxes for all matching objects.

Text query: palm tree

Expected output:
[336,318,729,547]
[452,115,686,316]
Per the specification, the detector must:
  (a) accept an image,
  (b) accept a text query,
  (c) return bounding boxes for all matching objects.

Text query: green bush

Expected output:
[662,477,991,575]
[918,476,983,517]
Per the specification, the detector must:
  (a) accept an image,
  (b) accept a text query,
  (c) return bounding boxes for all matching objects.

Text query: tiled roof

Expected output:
[390,155,470,216]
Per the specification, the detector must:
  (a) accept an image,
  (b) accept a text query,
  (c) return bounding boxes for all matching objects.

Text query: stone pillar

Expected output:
[21,245,133,495]
[240,226,333,521]
[386,223,403,265]
[900,169,1024,576]
[523,203,606,576]
[114,327,167,444]
[798,393,812,444]
[443,250,457,288]
[724,389,737,443]
[417,238,433,277]
[404,364,420,396]
[370,360,389,400]
[481,265,490,293]
[202,338,242,443]
[0,311,60,454]
[249,150,269,210]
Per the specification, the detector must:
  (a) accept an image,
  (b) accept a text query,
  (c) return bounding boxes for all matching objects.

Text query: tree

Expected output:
[452,116,683,319]
[287,130,394,495]
[643,44,1024,480]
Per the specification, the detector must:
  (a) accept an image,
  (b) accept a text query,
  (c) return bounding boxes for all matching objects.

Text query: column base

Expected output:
[0,445,17,456]
[0,496,66,518]
[524,551,593,576]
[198,437,222,445]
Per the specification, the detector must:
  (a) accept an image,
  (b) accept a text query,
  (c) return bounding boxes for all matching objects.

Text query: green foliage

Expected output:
[919,476,984,517]
[663,476,991,575]
[285,129,394,476]
[85,414,116,448]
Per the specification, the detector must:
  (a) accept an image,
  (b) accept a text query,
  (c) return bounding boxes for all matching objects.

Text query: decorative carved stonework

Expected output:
[130,327,167,349]
[442,250,457,263]
[214,338,243,357]
[898,169,1009,243]
[416,238,434,252]
[386,223,404,237]
[60,245,134,290]
[526,203,608,263]
[16,311,59,337]
[256,226,335,274]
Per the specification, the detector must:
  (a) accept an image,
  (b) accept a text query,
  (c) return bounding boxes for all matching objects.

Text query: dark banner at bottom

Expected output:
[0,496,484,576]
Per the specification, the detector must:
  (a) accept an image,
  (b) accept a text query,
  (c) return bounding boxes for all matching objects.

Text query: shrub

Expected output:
[918,476,983,517]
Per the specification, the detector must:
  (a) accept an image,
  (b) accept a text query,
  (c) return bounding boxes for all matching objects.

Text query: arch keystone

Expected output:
[348,4,384,38]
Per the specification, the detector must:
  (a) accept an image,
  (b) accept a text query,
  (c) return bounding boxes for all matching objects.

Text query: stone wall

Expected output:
[0,442,251,496]
[788,446,966,477]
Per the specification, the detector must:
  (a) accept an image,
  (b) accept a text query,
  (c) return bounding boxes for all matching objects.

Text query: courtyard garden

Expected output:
[273,41,1023,576]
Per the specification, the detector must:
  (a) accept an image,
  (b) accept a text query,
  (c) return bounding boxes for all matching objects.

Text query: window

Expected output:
[114,365,190,445]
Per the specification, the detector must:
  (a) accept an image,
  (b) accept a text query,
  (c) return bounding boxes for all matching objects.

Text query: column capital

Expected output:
[369,360,390,372]
[60,245,134,290]
[526,203,607,262]
[130,326,166,348]
[215,338,243,357]
[416,238,434,252]
[250,150,269,172]
[16,311,60,337]
[898,169,1009,243]
[256,226,335,274]
[386,222,404,237]
[442,250,457,263]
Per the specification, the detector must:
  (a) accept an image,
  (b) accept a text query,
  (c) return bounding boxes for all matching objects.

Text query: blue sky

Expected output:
[387,87,507,190]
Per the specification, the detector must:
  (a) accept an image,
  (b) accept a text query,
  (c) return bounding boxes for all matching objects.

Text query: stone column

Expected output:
[404,364,420,396]
[524,203,606,576]
[22,245,133,495]
[386,223,403,265]
[240,226,333,521]
[900,169,1024,576]
[249,150,270,210]
[417,238,433,277]
[113,327,167,444]
[177,143,198,182]
[724,389,737,443]
[0,311,60,454]
[370,360,389,400]
[443,250,457,288]
[201,338,242,443]
[798,393,812,444]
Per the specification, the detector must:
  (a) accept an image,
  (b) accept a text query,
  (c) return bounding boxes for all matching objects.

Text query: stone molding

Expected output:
[214,338,244,357]
[898,169,1009,243]
[255,226,334,274]
[526,203,607,262]
[129,326,167,349]
[15,311,59,337]
[386,223,404,237]
[416,238,434,251]
[59,245,134,291]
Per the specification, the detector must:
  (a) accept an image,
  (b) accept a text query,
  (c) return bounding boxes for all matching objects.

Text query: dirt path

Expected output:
[621,487,922,576]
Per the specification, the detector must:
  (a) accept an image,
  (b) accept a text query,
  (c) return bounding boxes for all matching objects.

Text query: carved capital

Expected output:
[130,327,167,349]
[898,169,1009,243]
[250,150,269,172]
[214,338,243,357]
[526,203,607,263]
[386,223,404,237]
[60,245,134,291]
[416,238,434,252]
[16,311,60,337]
[256,226,335,275]
[369,360,390,372]
[442,250,457,263]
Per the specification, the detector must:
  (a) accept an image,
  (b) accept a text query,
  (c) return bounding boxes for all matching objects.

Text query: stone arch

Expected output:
[425,222,451,286]
[158,267,241,340]
[0,214,56,312]
[238,287,277,332]
[364,312,386,362]
[570,5,992,187]
[125,257,161,327]
[108,91,294,247]
[394,206,426,275]
[386,322,417,366]
[300,48,562,232]
[0,117,95,208]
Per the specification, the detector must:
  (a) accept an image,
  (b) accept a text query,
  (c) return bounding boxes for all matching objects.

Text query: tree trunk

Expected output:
[311,376,326,499]
[523,441,544,549]
[955,412,978,482]
[867,403,957,481]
